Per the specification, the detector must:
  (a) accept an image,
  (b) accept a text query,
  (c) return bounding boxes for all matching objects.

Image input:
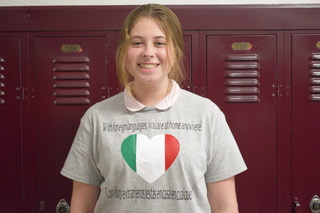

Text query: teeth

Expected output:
[139,64,158,69]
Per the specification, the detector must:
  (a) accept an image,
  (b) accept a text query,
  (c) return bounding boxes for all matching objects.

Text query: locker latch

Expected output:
[15,87,28,101]
[310,195,320,213]
[56,199,70,213]
[294,197,300,213]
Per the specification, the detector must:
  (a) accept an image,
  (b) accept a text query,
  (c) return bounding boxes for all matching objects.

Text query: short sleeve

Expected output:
[205,106,247,183]
[61,111,103,186]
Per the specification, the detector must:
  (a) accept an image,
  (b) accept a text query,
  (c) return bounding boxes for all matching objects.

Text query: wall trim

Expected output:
[1,4,320,32]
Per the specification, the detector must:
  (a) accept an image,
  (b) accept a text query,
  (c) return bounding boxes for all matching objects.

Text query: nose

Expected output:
[142,44,154,58]
[143,52,154,58]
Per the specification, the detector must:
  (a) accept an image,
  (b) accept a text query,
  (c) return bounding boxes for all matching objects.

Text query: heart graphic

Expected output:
[121,134,180,183]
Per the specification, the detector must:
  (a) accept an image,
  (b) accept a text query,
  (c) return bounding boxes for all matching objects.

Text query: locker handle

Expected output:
[56,199,70,213]
[310,195,320,213]
[294,197,300,213]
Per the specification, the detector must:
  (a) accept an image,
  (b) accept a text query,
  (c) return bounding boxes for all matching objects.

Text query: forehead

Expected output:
[129,17,166,38]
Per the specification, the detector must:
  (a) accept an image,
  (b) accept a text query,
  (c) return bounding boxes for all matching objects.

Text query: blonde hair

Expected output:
[116,4,185,90]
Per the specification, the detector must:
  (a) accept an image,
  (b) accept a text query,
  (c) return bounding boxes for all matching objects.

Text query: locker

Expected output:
[26,31,196,212]
[1,6,320,212]
[205,34,277,212]
[0,37,24,212]
[29,34,109,212]
[292,33,320,212]
[183,31,204,96]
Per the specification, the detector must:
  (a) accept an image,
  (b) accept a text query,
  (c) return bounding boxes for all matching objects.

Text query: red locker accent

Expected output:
[292,33,320,213]
[0,37,24,212]
[206,33,277,212]
[30,34,108,210]
[1,5,320,212]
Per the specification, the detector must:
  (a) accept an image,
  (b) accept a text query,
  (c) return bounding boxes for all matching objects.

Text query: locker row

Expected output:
[1,30,320,212]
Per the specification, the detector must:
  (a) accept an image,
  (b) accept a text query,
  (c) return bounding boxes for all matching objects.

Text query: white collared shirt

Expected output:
[124,80,181,112]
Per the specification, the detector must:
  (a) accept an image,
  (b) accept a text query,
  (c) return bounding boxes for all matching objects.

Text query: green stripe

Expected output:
[121,134,137,172]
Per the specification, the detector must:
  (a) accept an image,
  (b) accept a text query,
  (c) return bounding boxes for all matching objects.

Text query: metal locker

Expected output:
[183,31,205,96]
[292,33,320,213]
[30,34,108,212]
[205,34,277,212]
[0,36,24,212]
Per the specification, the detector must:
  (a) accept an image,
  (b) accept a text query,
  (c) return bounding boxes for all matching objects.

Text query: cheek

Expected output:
[126,47,140,60]
[125,49,138,71]
[163,48,175,69]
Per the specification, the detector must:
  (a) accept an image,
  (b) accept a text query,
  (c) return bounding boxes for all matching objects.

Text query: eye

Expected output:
[131,41,143,47]
[155,41,166,47]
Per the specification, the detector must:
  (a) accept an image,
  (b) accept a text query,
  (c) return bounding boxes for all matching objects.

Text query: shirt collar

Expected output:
[124,80,181,112]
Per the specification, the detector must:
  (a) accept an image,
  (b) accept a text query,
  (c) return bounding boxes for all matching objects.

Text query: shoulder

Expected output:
[178,89,220,111]
[83,92,125,118]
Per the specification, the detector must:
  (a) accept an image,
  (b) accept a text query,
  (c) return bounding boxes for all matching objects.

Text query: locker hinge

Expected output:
[15,87,28,101]
[39,201,46,213]
[105,43,108,64]
[103,86,120,98]
[276,84,283,98]
[275,83,290,98]
[293,197,300,213]
[187,85,206,97]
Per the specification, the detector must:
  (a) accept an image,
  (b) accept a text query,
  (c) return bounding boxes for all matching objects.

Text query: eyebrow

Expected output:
[129,35,166,40]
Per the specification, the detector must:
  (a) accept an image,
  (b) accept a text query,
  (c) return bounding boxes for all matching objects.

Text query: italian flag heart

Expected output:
[121,134,180,183]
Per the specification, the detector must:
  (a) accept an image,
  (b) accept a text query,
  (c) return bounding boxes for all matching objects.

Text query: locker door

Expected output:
[292,33,320,212]
[206,34,277,212]
[31,34,108,212]
[183,31,204,96]
[0,37,24,212]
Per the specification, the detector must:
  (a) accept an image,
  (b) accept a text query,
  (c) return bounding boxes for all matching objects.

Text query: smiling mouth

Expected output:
[139,64,159,69]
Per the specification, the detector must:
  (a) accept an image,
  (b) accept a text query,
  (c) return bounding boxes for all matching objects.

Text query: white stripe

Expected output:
[136,134,165,183]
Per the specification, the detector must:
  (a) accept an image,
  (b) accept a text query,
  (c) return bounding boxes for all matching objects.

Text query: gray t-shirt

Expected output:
[61,89,247,213]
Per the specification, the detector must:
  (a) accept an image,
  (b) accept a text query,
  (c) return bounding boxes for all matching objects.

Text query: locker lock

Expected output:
[56,199,70,213]
[310,195,320,213]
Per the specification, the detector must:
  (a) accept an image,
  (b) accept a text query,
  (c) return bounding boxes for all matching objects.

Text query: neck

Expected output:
[131,80,171,106]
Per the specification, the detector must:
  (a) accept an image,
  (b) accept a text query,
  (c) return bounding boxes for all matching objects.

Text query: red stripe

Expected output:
[165,134,180,170]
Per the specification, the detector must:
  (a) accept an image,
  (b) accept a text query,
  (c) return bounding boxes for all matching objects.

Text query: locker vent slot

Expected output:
[53,64,89,71]
[309,62,320,68]
[309,54,320,102]
[53,56,91,105]
[310,70,320,77]
[225,79,259,86]
[54,98,90,105]
[310,78,320,85]
[225,87,260,94]
[309,54,320,60]
[54,89,90,96]
[224,54,261,103]
[53,73,90,80]
[225,95,259,103]
[225,54,260,61]
[310,86,320,93]
[53,56,90,63]
[0,87,4,104]
[225,70,260,78]
[53,81,90,88]
[0,59,4,104]
[226,62,260,70]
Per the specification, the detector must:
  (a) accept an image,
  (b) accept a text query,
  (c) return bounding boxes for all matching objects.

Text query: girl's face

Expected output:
[125,17,173,89]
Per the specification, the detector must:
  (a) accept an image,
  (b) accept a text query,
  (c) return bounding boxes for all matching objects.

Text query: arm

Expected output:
[70,181,100,213]
[206,176,239,213]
